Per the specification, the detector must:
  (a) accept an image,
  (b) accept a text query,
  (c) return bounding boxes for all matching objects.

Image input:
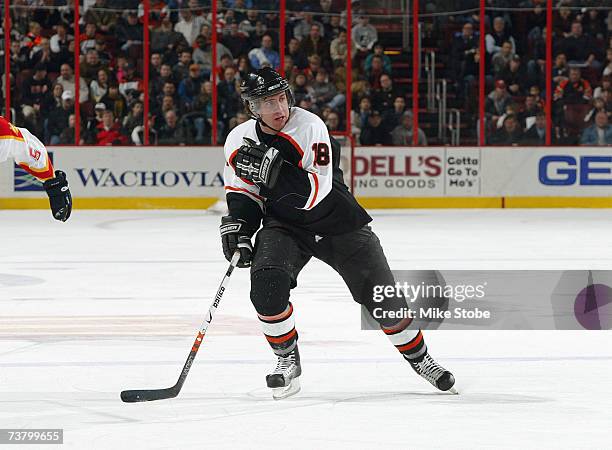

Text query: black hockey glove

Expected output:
[234,137,283,188]
[43,170,72,222]
[219,215,253,268]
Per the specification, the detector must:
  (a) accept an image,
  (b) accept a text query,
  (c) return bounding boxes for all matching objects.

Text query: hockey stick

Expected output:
[120,251,241,403]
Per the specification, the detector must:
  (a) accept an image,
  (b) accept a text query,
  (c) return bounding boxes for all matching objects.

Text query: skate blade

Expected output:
[272,378,301,400]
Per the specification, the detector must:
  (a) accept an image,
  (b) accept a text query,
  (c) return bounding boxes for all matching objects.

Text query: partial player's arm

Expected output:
[0,117,72,221]
[220,133,265,267]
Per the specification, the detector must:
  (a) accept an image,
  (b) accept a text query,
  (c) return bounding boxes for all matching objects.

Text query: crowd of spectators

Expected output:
[448,0,612,145]
[1,0,610,146]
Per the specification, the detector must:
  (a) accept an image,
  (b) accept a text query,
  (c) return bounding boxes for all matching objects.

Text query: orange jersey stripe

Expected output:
[18,154,54,181]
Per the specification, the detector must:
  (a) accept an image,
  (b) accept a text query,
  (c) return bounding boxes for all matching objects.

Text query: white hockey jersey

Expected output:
[223,107,370,235]
[0,116,54,181]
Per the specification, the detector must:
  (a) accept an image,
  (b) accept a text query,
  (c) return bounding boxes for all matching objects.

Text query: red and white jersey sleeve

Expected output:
[223,120,265,210]
[0,116,54,181]
[277,108,333,210]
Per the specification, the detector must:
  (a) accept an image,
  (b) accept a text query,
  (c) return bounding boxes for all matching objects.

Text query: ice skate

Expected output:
[406,353,457,394]
[266,346,302,400]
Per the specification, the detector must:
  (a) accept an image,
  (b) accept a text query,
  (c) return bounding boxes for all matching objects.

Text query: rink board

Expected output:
[0,146,610,208]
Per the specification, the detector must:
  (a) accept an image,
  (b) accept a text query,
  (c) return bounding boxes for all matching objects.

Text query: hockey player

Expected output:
[220,68,455,399]
[0,116,72,221]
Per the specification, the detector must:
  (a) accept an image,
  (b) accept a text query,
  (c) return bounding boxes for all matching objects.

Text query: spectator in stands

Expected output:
[301,24,330,63]
[151,17,189,64]
[283,55,299,83]
[554,67,593,104]
[47,90,74,145]
[95,38,112,66]
[96,110,128,145]
[229,111,249,132]
[603,48,612,77]
[83,102,107,144]
[582,8,607,40]
[173,49,193,82]
[218,66,242,134]
[491,41,514,76]
[365,43,392,75]
[485,79,512,125]
[151,64,175,98]
[518,95,542,128]
[175,8,208,46]
[157,110,191,145]
[350,96,373,140]
[584,97,609,124]
[360,110,390,145]
[391,110,427,146]
[21,64,50,117]
[491,114,523,145]
[486,17,516,69]
[522,111,547,145]
[311,67,345,111]
[9,41,28,75]
[330,30,349,68]
[221,22,251,60]
[293,11,325,42]
[366,55,390,90]
[551,53,569,88]
[594,75,611,100]
[59,113,77,145]
[292,72,314,105]
[123,100,144,137]
[178,64,203,112]
[29,38,58,73]
[100,82,128,120]
[352,13,378,53]
[56,63,89,103]
[80,23,102,54]
[150,53,163,78]
[119,62,143,103]
[239,9,260,40]
[287,37,309,70]
[325,110,341,132]
[249,34,280,70]
[372,74,398,113]
[80,49,106,82]
[83,0,117,34]
[23,21,44,56]
[499,55,526,96]
[381,96,406,130]
[90,69,109,103]
[117,11,144,53]
[43,83,64,113]
[450,21,478,78]
[580,111,612,145]
[50,23,73,65]
[557,21,602,70]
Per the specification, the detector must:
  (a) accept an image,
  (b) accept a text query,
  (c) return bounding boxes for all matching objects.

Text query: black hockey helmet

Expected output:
[240,67,294,118]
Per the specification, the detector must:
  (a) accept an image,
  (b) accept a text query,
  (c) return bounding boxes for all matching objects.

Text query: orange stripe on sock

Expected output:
[258,303,293,322]
[396,331,423,352]
[265,328,297,344]
[381,317,413,335]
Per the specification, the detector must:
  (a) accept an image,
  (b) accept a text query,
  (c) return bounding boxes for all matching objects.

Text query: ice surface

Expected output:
[1,209,611,449]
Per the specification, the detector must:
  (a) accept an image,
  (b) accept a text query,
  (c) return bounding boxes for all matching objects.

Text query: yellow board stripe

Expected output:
[356,197,502,208]
[0,197,220,210]
[2,196,612,210]
[504,197,612,208]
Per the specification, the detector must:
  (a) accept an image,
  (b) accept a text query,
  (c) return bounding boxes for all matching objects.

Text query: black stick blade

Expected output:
[121,387,177,403]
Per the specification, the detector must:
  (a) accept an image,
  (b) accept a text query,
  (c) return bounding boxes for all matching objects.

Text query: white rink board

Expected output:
[1,209,611,449]
[0,146,225,198]
[354,146,612,197]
